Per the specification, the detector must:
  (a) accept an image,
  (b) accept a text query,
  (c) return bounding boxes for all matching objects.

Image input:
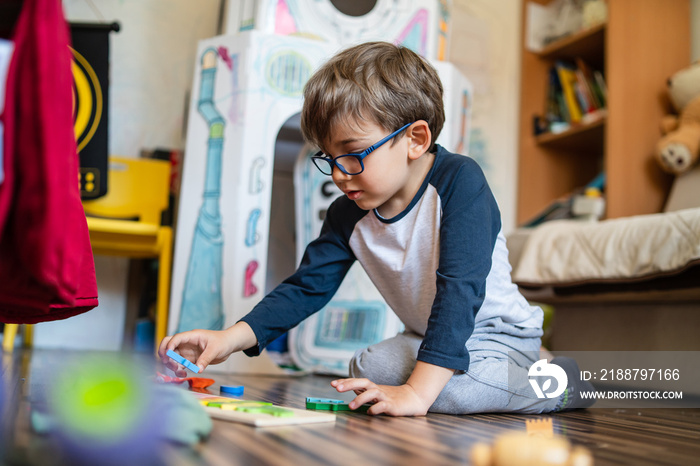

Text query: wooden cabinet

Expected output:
[517,0,690,224]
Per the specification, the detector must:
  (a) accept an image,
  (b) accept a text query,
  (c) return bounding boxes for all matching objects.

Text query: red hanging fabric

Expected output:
[0,0,98,323]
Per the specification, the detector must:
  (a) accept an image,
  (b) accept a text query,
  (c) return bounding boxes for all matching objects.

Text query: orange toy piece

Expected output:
[155,371,215,390]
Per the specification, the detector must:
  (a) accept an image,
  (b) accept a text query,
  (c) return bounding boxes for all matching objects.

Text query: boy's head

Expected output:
[301,42,445,153]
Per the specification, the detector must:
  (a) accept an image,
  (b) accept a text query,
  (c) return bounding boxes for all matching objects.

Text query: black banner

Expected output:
[70,22,118,199]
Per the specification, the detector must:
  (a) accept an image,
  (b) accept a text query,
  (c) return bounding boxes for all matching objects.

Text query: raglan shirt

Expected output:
[241,146,542,371]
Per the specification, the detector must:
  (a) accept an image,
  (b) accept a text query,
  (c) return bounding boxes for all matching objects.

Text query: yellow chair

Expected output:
[84,155,174,349]
[2,324,32,352]
[2,156,173,353]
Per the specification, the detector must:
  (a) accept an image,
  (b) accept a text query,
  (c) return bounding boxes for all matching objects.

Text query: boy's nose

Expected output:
[331,165,352,183]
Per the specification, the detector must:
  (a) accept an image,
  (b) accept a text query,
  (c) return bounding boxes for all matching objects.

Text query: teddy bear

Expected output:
[656,61,700,175]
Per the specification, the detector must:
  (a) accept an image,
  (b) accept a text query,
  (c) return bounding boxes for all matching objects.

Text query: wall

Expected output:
[63,0,221,156]
[449,0,521,235]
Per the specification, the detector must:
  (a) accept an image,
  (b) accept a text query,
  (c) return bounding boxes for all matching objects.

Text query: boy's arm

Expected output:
[417,158,501,372]
[332,361,454,416]
[240,197,362,355]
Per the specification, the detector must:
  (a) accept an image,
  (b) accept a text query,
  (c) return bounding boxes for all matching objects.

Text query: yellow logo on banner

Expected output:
[70,46,102,152]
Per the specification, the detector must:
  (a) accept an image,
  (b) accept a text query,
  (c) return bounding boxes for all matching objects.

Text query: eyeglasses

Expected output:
[311,122,413,176]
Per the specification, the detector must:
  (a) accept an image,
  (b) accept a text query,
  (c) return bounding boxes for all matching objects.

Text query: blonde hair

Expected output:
[301,42,444,152]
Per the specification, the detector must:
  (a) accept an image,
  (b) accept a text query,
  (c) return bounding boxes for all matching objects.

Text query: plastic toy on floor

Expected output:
[470,430,593,466]
[166,349,201,373]
[525,417,554,438]
[305,397,371,413]
[155,371,215,390]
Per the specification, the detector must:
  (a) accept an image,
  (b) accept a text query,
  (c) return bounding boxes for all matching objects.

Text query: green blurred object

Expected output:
[33,364,212,447]
[49,358,146,439]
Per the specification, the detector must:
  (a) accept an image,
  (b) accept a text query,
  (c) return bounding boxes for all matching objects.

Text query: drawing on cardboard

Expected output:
[437,0,450,60]
[226,0,444,59]
[265,50,312,96]
[249,157,266,194]
[274,0,298,35]
[395,8,429,56]
[455,90,471,154]
[176,48,226,333]
[244,260,259,297]
[245,208,262,247]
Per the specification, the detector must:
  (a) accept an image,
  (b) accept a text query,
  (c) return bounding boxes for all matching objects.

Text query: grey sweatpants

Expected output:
[349,330,562,414]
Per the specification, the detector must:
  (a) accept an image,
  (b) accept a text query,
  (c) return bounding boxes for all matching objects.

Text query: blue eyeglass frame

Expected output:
[311,122,414,176]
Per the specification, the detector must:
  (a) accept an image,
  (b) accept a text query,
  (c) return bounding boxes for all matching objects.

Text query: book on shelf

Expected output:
[574,57,603,108]
[540,58,607,135]
[555,61,583,123]
[546,67,566,123]
[593,70,607,107]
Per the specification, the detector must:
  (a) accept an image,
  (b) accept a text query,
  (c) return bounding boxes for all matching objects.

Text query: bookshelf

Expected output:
[517,0,691,224]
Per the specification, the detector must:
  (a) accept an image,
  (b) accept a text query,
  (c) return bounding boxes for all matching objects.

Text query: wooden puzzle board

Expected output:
[195,393,336,427]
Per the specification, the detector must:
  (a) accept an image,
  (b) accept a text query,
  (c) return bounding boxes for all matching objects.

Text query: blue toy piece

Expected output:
[220,385,244,396]
[306,397,345,404]
[166,350,200,373]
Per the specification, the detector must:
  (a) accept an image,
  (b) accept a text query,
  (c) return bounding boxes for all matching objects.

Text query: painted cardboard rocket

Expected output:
[224,0,452,60]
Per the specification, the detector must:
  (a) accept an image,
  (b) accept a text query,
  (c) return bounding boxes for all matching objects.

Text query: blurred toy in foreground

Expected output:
[44,356,164,465]
[470,432,593,466]
[525,417,554,438]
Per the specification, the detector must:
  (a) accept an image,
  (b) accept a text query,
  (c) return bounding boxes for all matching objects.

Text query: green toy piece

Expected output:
[305,397,371,413]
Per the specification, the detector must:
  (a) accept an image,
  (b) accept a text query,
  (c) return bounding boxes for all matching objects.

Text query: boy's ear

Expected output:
[406,120,432,160]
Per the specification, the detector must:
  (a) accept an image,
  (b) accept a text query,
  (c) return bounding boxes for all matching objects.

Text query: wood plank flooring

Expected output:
[2,349,699,465]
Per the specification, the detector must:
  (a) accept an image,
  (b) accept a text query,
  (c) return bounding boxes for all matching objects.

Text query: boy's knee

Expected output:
[348,345,413,386]
[349,348,379,380]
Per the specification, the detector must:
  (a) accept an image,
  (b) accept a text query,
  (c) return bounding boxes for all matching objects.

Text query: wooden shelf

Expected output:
[535,114,606,151]
[538,23,606,65]
[517,0,690,224]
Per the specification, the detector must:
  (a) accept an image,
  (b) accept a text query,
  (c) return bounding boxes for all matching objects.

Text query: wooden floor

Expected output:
[2,349,699,465]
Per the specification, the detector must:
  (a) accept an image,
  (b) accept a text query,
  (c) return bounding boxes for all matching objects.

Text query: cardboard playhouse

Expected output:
[224,0,452,60]
[169,0,473,375]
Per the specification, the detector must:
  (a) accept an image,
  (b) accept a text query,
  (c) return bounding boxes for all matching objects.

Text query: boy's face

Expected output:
[323,119,420,216]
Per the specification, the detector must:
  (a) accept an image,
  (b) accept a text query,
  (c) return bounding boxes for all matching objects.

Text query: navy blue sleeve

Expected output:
[240,197,364,356]
[417,155,501,371]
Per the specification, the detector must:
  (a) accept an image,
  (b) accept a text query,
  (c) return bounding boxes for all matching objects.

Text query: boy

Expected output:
[160,42,592,416]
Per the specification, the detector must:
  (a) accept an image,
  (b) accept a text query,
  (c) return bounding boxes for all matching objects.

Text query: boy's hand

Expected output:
[331,361,455,416]
[330,378,431,416]
[158,329,234,377]
[158,322,258,377]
